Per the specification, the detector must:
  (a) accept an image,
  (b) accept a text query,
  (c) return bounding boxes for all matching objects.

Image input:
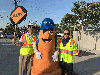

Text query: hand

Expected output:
[12,38,14,42]
[51,52,59,62]
[19,42,23,46]
[65,73,67,75]
[35,51,42,60]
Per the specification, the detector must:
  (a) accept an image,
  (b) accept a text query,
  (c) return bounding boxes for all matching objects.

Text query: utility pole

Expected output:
[13,0,18,44]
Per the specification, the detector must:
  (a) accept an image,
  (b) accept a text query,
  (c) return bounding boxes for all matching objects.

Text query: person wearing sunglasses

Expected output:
[56,29,78,75]
[17,22,42,75]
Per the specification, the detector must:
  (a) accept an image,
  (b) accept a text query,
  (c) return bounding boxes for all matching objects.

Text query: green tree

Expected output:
[0,28,4,30]
[60,1,100,51]
[87,1,100,30]
[71,1,100,32]
[35,24,40,34]
[20,25,27,33]
[71,1,100,50]
[60,13,78,38]
[4,23,15,34]
[55,24,61,33]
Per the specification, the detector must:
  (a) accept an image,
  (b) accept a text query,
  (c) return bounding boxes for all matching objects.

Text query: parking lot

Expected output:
[0,39,20,75]
[0,39,100,75]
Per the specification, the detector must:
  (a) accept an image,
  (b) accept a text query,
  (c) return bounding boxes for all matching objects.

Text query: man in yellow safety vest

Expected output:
[18,22,42,75]
[56,29,78,75]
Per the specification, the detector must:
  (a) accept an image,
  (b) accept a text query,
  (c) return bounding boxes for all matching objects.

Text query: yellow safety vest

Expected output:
[59,39,78,63]
[20,34,35,55]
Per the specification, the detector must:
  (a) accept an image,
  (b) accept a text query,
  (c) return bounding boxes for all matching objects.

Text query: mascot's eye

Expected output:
[43,29,47,34]
[49,29,53,34]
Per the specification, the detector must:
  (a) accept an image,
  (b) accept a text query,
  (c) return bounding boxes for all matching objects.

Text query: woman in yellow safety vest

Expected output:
[56,29,78,75]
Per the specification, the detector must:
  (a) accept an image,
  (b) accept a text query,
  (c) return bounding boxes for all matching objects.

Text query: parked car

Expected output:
[3,33,14,39]
[0,33,4,38]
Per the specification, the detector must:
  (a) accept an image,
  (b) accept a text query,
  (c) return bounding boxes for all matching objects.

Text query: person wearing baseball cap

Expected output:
[17,22,42,75]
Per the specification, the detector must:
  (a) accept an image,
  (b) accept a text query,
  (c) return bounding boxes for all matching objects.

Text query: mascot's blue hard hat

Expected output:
[40,18,56,30]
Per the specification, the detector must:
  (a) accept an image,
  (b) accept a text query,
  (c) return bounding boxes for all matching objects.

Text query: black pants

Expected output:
[59,61,73,75]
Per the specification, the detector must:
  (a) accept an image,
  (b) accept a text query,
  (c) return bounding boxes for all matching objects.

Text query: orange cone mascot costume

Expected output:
[31,18,61,75]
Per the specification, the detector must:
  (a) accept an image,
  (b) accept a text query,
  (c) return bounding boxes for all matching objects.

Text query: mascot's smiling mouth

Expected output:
[42,38,52,43]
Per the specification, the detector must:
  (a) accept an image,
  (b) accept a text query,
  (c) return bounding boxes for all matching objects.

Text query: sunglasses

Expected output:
[28,26,35,28]
[64,33,70,35]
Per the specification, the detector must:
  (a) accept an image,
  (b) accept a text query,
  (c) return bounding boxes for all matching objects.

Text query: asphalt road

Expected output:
[0,39,100,75]
[0,39,20,75]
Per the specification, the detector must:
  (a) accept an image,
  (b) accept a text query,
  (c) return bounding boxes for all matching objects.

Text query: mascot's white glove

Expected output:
[51,52,59,62]
[35,50,42,60]
[31,41,42,60]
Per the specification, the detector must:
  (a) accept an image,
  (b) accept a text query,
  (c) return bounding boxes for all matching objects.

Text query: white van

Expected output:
[0,32,4,38]
[57,33,63,39]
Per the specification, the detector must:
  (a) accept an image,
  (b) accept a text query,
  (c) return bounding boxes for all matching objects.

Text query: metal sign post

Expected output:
[10,0,27,44]
[14,25,16,44]
[14,0,17,44]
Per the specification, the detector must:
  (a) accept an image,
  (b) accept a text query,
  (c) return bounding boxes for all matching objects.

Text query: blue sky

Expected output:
[0,0,98,29]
